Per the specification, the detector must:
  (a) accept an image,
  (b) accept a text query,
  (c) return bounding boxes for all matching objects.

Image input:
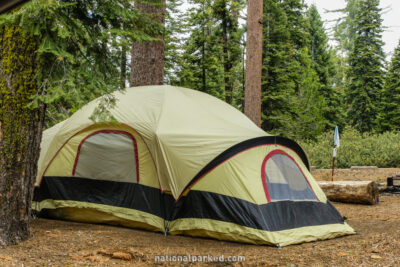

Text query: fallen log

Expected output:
[318,181,379,205]
[350,166,378,170]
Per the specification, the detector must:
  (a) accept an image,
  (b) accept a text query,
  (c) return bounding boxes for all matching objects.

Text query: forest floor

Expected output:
[1,168,400,266]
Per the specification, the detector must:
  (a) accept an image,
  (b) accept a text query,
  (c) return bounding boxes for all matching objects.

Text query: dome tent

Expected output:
[33,85,354,246]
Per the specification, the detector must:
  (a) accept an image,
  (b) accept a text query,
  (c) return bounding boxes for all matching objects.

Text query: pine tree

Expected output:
[175,0,225,98]
[296,48,326,140]
[331,0,362,107]
[40,1,160,127]
[165,0,185,84]
[333,0,361,57]
[262,0,298,134]
[261,0,325,140]
[306,4,346,129]
[282,0,309,49]
[175,0,244,105]
[380,40,400,131]
[214,0,244,105]
[346,0,385,133]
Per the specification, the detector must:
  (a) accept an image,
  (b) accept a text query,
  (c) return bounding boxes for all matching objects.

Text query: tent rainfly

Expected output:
[33,85,354,246]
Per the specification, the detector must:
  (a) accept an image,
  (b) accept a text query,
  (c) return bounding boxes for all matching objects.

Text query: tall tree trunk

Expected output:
[202,34,206,92]
[221,3,233,104]
[120,45,127,89]
[130,0,166,86]
[244,0,263,127]
[0,25,45,246]
[201,1,206,92]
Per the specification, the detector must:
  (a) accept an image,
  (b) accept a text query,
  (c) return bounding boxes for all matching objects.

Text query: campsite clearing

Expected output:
[1,168,400,266]
[312,167,400,183]
[0,195,399,266]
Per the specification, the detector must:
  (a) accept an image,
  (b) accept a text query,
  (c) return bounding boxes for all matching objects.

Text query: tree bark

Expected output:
[120,45,127,89]
[221,3,233,104]
[202,36,206,92]
[129,0,165,87]
[0,25,45,246]
[244,0,263,127]
[201,1,207,93]
[318,181,379,205]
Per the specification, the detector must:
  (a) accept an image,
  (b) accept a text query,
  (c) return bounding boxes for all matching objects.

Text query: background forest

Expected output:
[2,0,400,167]
[169,0,400,168]
[169,0,394,141]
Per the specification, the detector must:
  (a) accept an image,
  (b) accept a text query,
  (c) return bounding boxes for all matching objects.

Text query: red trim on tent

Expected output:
[37,126,91,188]
[36,124,163,189]
[261,149,319,203]
[71,130,140,183]
[177,144,303,201]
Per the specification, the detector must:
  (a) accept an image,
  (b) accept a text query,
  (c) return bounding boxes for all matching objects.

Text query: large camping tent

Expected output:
[33,85,354,246]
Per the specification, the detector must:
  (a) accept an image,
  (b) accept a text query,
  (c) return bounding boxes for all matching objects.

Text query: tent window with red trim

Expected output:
[263,150,317,202]
[73,132,138,183]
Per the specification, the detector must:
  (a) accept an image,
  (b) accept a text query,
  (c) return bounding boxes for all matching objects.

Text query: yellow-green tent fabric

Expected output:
[33,85,354,246]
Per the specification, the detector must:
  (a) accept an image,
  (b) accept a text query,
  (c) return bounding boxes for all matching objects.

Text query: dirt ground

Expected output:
[1,169,400,266]
[311,167,400,183]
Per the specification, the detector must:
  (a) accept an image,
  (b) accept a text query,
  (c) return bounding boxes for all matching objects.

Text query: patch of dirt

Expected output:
[311,167,400,183]
[1,169,400,266]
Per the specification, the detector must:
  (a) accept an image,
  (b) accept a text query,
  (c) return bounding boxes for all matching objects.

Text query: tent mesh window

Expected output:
[263,150,318,202]
[73,131,138,183]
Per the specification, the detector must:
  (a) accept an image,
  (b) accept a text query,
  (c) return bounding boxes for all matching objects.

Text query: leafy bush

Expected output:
[299,127,400,168]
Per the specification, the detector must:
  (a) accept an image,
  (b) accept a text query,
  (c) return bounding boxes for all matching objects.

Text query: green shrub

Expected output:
[298,127,400,168]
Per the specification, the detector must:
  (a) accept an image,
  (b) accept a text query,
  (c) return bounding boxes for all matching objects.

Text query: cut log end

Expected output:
[318,181,379,205]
